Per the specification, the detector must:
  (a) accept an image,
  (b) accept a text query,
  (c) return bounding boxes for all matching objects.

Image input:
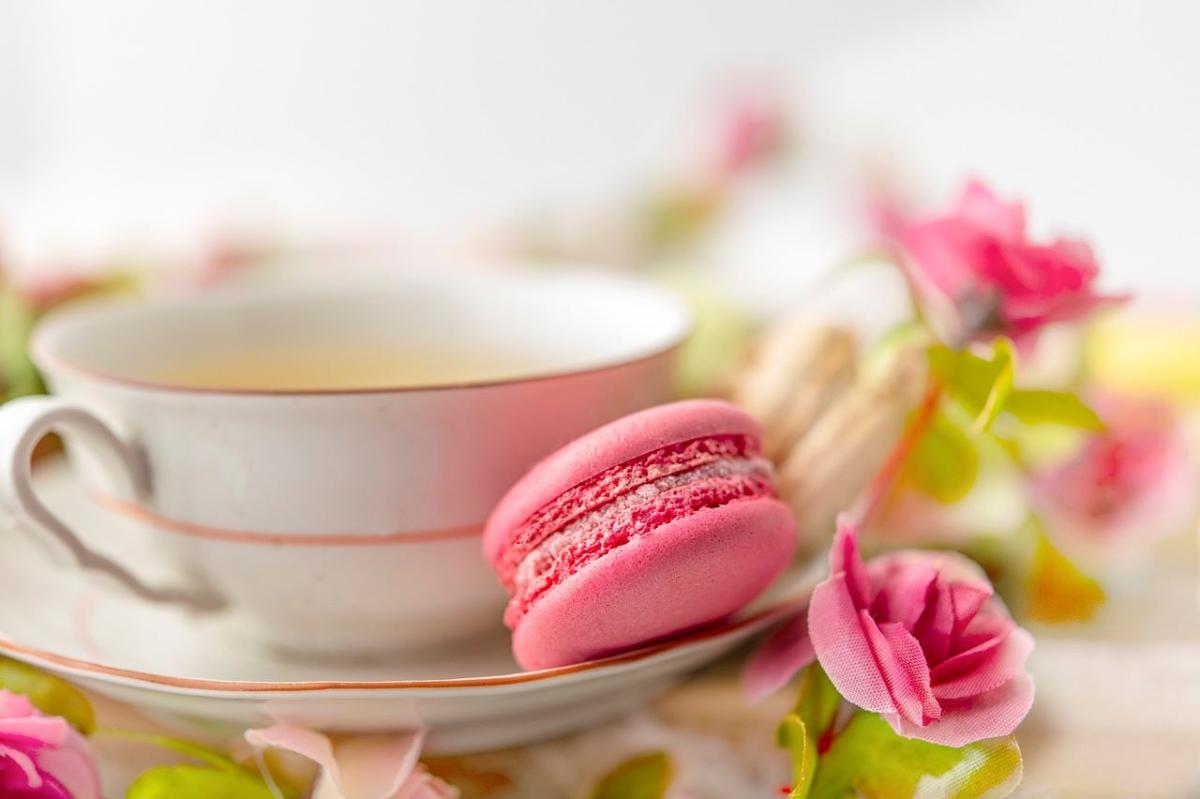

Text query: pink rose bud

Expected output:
[809,519,1035,746]
[746,519,1036,747]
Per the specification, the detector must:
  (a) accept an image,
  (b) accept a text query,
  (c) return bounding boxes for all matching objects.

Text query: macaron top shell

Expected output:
[482,399,761,565]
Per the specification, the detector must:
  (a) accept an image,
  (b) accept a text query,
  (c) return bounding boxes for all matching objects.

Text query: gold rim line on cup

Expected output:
[90,491,484,545]
[30,330,688,397]
[0,594,810,692]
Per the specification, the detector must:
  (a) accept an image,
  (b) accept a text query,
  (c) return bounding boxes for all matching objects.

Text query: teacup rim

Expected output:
[30,272,692,397]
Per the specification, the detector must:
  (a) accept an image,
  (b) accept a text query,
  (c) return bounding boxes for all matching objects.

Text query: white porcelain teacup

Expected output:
[0,272,689,656]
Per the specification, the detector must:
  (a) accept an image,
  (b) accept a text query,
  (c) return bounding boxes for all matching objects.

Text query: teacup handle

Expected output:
[0,396,223,611]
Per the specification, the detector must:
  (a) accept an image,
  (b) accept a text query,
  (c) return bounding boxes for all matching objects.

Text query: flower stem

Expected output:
[850,377,944,530]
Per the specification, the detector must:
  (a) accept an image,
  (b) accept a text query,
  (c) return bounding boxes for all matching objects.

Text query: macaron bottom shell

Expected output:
[511,496,796,670]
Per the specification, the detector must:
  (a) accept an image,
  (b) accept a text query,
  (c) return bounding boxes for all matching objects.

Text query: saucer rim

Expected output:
[0,593,808,696]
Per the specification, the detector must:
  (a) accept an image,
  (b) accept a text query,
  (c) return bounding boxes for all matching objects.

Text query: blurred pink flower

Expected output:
[245,723,457,799]
[19,273,100,314]
[883,180,1124,342]
[1034,394,1198,542]
[745,520,1034,747]
[0,690,100,799]
[710,91,786,180]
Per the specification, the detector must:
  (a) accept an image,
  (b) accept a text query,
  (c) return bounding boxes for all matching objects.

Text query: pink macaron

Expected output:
[483,399,797,670]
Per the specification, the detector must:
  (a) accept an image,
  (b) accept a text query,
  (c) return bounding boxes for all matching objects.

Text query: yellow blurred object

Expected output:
[1026,531,1106,624]
[1087,311,1200,401]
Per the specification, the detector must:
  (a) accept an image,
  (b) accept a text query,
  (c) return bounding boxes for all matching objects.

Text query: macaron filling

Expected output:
[498,434,775,627]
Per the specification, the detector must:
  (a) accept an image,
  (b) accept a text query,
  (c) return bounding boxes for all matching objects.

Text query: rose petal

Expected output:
[957,180,1026,241]
[899,218,980,297]
[949,582,992,639]
[911,574,955,666]
[930,635,1003,689]
[956,602,1017,653]
[247,723,440,799]
[829,518,872,608]
[871,549,990,587]
[35,731,101,799]
[810,574,895,715]
[886,673,1035,747]
[246,724,344,794]
[0,692,34,720]
[868,557,938,629]
[334,731,426,799]
[0,716,71,748]
[742,610,815,703]
[1,743,44,790]
[933,628,1034,702]
[865,618,941,727]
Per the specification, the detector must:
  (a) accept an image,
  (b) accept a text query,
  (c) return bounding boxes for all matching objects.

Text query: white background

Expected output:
[0,0,1196,293]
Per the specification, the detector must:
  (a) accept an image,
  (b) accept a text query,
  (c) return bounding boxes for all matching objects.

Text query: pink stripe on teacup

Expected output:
[90,491,483,546]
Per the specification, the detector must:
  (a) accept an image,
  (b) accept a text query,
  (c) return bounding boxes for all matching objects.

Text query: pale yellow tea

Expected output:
[149,345,534,390]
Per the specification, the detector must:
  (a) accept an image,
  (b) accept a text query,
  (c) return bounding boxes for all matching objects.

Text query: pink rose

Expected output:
[746,520,1034,747]
[1034,393,1198,542]
[884,180,1124,342]
[0,691,100,799]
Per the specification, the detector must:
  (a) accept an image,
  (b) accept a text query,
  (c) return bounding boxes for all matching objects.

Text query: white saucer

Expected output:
[0,458,813,754]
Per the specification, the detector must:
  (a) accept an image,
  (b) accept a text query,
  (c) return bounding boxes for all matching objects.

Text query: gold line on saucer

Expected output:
[91,492,484,546]
[0,595,808,693]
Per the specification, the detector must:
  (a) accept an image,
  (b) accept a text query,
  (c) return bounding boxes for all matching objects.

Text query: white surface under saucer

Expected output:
[0,457,814,754]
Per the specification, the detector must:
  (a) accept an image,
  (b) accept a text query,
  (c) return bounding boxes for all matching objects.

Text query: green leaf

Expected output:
[98,728,243,772]
[107,729,305,799]
[904,412,980,503]
[0,657,95,734]
[863,319,931,378]
[777,665,842,799]
[930,338,1102,433]
[972,338,1015,433]
[641,189,718,252]
[590,751,673,799]
[660,274,754,398]
[1026,528,1105,623]
[927,339,1013,433]
[810,712,1023,799]
[0,287,44,401]
[1005,389,1105,430]
[126,765,276,799]
[777,715,815,799]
